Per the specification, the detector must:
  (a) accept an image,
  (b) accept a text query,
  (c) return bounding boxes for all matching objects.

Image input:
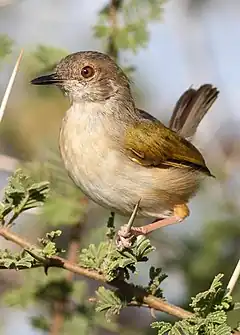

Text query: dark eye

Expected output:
[81,66,95,78]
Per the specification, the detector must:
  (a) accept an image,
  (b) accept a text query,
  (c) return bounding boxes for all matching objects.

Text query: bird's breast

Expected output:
[59,103,204,218]
[59,103,132,212]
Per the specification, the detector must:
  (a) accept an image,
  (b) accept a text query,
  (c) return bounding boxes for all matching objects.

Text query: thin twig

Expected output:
[0,226,193,320]
[227,258,240,295]
[0,49,23,123]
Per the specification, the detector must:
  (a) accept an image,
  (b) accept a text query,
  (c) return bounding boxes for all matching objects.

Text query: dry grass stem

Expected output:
[0,49,23,123]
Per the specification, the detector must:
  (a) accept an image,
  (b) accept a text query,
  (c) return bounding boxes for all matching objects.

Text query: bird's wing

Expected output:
[124,121,212,176]
[169,84,219,139]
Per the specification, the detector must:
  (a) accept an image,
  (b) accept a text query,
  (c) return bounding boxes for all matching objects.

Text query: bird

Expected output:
[31,51,219,248]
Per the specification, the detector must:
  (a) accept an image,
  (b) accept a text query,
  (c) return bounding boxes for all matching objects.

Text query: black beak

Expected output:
[31,73,61,85]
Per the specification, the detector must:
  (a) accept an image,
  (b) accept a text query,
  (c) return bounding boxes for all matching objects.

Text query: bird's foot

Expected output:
[116,225,149,250]
[116,204,189,250]
[115,200,141,250]
[116,224,136,249]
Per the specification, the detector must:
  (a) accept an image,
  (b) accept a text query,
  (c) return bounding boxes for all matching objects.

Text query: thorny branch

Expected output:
[0,226,193,320]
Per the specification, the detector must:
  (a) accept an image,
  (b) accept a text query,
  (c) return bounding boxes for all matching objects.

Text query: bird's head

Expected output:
[31,51,131,103]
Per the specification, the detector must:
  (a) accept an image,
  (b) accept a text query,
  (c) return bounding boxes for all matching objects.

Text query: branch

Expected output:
[49,220,84,335]
[107,0,121,61]
[0,227,193,320]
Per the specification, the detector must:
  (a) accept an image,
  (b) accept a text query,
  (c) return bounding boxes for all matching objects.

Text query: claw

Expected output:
[115,200,141,250]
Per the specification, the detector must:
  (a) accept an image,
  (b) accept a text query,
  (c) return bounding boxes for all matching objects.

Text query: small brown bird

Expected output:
[31,51,219,247]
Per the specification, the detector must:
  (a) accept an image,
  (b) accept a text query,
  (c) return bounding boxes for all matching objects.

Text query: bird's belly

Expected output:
[59,109,203,219]
[60,137,146,215]
[60,136,201,219]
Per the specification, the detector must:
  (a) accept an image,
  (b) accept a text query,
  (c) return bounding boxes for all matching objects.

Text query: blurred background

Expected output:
[0,0,240,334]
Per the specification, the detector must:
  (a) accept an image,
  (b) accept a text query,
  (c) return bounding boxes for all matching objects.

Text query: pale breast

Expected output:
[59,103,203,218]
[59,103,134,212]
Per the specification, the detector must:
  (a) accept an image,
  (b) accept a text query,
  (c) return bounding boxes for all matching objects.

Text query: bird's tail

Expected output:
[169,84,219,140]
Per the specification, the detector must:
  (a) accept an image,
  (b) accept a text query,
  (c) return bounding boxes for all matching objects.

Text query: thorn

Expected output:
[44,264,49,275]
[24,248,46,264]
[125,199,141,234]
[150,307,157,319]
[0,49,24,123]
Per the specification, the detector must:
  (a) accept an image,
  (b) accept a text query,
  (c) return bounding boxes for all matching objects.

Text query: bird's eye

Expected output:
[81,66,95,79]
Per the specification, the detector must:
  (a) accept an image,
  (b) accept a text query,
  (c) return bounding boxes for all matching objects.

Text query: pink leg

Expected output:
[131,215,182,235]
[132,203,190,235]
[116,204,190,249]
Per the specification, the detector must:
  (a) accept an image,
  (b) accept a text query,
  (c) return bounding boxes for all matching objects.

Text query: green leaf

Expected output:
[79,236,155,281]
[151,321,172,334]
[213,324,231,335]
[45,230,62,241]
[190,274,232,317]
[0,169,49,225]
[95,287,125,321]
[38,230,63,257]
[0,249,35,269]
[79,242,109,271]
[147,266,167,297]
[151,273,236,335]
[206,311,227,324]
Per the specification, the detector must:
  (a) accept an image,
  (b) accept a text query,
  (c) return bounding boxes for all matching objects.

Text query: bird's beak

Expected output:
[31,73,62,85]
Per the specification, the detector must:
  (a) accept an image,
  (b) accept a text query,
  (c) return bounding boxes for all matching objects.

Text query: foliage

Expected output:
[0,34,13,61]
[0,248,35,269]
[79,235,155,281]
[0,1,239,335]
[95,286,125,321]
[151,274,238,335]
[146,266,168,297]
[23,152,85,226]
[94,0,166,53]
[0,169,49,226]
[0,170,237,334]
[31,45,68,73]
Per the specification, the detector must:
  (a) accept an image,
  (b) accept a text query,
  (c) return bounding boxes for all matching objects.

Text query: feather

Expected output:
[125,121,212,176]
[169,84,219,139]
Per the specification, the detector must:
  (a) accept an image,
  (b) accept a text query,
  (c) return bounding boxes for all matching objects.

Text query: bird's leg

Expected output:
[116,200,141,249]
[131,204,189,235]
[116,204,189,249]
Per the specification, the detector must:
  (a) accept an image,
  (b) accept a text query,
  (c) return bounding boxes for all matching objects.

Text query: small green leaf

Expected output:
[151,321,172,334]
[0,249,35,269]
[147,266,167,297]
[95,287,125,321]
[190,274,230,317]
[38,230,63,257]
[46,230,62,241]
[1,170,49,226]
